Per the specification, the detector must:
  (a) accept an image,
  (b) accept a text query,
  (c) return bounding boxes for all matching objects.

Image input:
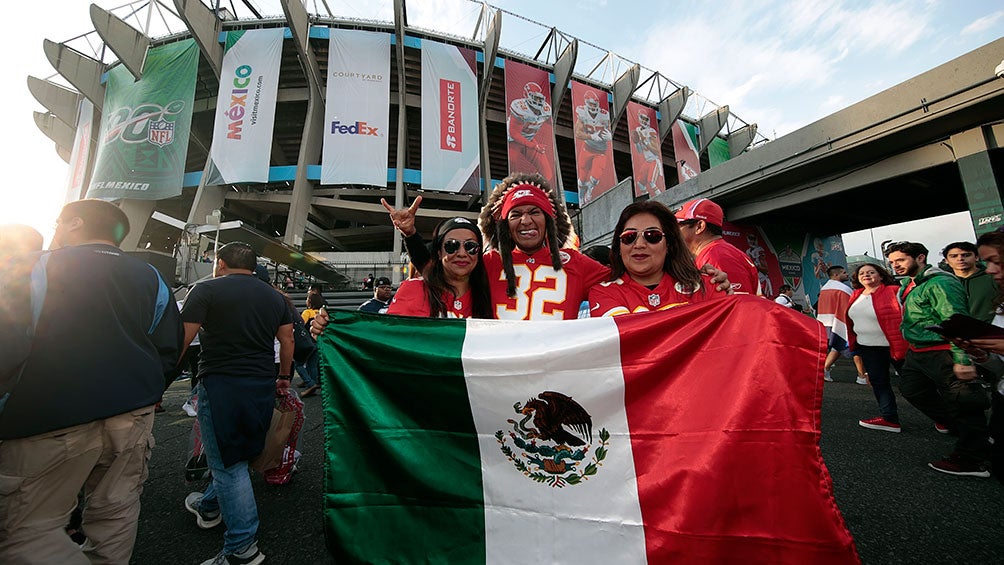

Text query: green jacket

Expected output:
[898,265,971,365]
[958,265,997,323]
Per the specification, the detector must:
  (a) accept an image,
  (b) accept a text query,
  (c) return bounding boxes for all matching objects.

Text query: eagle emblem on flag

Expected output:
[496,391,609,488]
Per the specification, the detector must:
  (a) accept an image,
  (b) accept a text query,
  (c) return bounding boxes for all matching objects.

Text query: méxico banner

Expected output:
[673,119,702,184]
[205,28,283,185]
[421,41,480,194]
[505,61,557,189]
[317,297,859,564]
[571,81,617,206]
[627,101,665,198]
[322,30,390,186]
[64,98,94,203]
[87,39,198,200]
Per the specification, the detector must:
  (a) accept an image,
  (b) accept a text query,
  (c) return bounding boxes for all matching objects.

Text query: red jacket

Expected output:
[846,285,908,361]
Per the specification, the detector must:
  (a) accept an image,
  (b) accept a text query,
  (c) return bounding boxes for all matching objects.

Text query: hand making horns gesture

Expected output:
[380,196,423,237]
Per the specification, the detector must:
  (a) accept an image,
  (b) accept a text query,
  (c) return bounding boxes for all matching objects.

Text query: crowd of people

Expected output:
[2,184,1003,564]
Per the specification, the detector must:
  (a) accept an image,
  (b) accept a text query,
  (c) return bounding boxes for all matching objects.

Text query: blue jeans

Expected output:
[294,350,319,387]
[195,383,259,555]
[855,345,900,423]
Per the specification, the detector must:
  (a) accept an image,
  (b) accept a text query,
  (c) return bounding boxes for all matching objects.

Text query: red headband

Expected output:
[497,183,556,220]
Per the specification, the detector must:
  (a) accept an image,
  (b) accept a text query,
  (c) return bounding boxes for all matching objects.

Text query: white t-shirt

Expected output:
[847,294,889,346]
[774,294,794,308]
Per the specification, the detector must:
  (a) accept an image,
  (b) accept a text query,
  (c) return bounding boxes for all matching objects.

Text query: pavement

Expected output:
[132,363,1003,564]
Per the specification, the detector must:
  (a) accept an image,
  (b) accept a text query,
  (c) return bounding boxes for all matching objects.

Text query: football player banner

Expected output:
[505,61,558,189]
[321,30,390,186]
[317,296,860,564]
[421,40,481,194]
[724,224,783,300]
[627,102,666,198]
[673,119,702,184]
[205,28,284,185]
[570,81,617,205]
[87,39,199,200]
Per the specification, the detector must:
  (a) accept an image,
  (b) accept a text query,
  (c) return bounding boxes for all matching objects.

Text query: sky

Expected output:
[2,0,1002,253]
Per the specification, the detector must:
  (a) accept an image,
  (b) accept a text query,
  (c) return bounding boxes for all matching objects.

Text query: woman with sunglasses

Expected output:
[387,217,492,319]
[589,201,715,317]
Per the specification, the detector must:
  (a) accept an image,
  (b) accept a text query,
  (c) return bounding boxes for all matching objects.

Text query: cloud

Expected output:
[961,10,1004,35]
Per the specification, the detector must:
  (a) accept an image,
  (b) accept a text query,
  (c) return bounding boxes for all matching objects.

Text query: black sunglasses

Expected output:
[618,229,665,246]
[443,239,480,255]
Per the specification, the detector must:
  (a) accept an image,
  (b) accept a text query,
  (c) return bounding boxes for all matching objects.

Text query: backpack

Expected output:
[292,314,317,364]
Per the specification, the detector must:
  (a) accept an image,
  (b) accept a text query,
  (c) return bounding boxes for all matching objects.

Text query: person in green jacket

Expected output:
[885,241,990,478]
[942,241,997,322]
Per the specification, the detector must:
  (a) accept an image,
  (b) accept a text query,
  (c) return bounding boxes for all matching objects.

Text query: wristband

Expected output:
[278,375,291,380]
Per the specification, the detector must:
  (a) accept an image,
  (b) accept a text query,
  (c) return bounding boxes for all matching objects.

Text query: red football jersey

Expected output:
[695,239,761,296]
[588,273,714,317]
[483,248,609,320]
[387,278,473,319]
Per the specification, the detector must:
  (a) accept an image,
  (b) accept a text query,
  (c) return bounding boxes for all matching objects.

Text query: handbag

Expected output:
[251,389,304,473]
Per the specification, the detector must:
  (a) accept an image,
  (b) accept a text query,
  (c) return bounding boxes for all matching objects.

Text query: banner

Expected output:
[708,136,731,167]
[318,299,859,564]
[673,119,701,184]
[571,81,617,205]
[205,28,284,185]
[87,39,199,200]
[723,223,783,299]
[321,30,390,186]
[505,61,557,189]
[801,235,849,305]
[64,97,94,203]
[627,102,665,198]
[420,41,480,194]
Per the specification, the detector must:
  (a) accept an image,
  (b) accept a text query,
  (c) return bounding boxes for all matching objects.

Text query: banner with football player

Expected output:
[322,30,390,186]
[64,98,94,203]
[673,119,702,184]
[722,223,783,300]
[570,81,617,205]
[205,28,284,185]
[420,40,480,194]
[627,102,665,198]
[87,39,199,200]
[505,61,557,189]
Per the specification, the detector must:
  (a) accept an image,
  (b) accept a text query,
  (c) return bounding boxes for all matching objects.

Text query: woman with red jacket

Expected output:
[847,262,908,433]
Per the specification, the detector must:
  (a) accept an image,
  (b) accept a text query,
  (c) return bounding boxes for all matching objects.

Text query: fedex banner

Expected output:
[673,120,701,184]
[88,40,198,200]
[64,98,94,203]
[570,81,617,205]
[205,28,283,185]
[627,102,665,198]
[322,30,390,186]
[505,61,557,189]
[421,41,480,194]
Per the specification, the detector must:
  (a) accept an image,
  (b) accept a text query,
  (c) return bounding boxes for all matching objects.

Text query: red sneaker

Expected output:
[934,422,950,434]
[858,417,901,433]
[928,453,990,477]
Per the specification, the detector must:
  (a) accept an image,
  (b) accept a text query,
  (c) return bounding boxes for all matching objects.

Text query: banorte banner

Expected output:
[420,40,480,194]
[87,39,199,200]
[505,61,557,189]
[627,102,665,198]
[322,30,390,186]
[205,28,284,185]
[672,119,701,184]
[570,81,617,206]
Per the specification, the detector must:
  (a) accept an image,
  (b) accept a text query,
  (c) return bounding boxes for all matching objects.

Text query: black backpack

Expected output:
[291,309,317,364]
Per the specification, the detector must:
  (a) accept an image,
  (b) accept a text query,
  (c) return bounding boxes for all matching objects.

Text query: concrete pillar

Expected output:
[952,126,1004,235]
[118,199,157,251]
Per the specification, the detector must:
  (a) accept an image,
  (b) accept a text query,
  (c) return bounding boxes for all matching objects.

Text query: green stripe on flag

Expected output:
[318,311,486,563]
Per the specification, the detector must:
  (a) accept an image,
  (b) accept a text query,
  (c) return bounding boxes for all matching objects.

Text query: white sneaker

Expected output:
[182,401,197,417]
[824,370,834,382]
[855,375,869,385]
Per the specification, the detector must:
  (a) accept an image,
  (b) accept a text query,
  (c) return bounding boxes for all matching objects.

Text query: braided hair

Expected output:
[478,173,573,298]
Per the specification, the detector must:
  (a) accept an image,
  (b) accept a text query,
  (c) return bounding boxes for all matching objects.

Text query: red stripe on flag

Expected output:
[614,295,858,564]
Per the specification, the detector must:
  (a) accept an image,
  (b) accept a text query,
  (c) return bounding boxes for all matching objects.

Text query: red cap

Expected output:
[675,198,724,227]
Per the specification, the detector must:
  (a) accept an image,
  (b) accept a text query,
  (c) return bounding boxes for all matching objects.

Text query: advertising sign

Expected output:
[505,61,557,189]
[420,41,480,194]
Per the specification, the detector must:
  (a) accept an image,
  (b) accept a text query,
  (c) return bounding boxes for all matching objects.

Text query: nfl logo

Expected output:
[148,120,175,147]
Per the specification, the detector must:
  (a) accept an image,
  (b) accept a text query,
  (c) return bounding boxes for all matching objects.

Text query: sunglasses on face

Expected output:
[618,229,665,246]
[443,239,480,255]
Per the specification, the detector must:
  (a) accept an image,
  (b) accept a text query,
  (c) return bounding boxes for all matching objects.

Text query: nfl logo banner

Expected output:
[420,40,480,194]
[87,40,199,201]
[321,29,391,187]
[205,28,284,185]
[673,119,702,184]
[317,296,859,564]
[627,101,665,198]
[505,60,558,190]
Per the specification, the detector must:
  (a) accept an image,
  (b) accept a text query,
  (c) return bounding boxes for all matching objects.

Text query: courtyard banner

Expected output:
[627,101,665,198]
[571,81,617,205]
[205,28,284,185]
[318,298,859,564]
[673,119,701,184]
[87,39,199,200]
[420,40,480,194]
[322,30,390,186]
[505,61,557,189]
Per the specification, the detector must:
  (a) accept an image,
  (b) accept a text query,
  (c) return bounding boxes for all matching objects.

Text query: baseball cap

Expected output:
[675,198,724,228]
[375,277,393,288]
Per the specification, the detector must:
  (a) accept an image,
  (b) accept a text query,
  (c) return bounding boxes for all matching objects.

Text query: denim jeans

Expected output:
[855,345,900,423]
[294,350,319,388]
[195,382,259,555]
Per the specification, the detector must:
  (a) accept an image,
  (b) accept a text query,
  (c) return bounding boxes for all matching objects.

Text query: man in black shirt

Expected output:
[180,242,293,565]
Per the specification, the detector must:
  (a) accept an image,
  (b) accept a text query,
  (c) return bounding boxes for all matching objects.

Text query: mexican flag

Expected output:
[317,295,858,564]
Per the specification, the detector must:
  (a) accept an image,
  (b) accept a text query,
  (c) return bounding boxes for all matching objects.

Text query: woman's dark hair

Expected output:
[849,262,897,289]
[976,231,1004,309]
[608,201,703,293]
[307,293,324,310]
[423,219,492,318]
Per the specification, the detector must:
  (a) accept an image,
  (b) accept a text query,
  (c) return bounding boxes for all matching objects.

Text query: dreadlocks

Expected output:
[479,172,573,298]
